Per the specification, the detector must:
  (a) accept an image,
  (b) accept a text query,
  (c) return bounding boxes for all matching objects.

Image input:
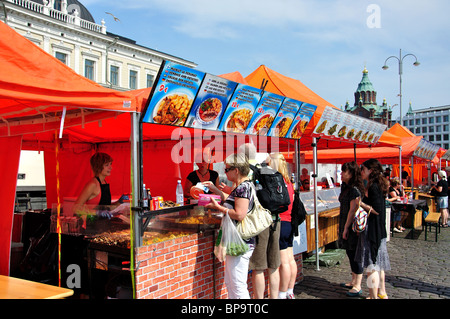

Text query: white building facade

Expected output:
[1,0,197,91]
[401,104,450,150]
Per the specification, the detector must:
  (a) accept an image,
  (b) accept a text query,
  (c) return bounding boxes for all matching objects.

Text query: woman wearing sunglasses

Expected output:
[203,153,256,299]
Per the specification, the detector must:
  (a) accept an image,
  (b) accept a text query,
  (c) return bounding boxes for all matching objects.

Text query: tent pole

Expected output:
[399,146,402,181]
[131,112,141,245]
[295,139,300,190]
[354,143,356,162]
[312,137,320,271]
[411,156,414,197]
[427,162,431,187]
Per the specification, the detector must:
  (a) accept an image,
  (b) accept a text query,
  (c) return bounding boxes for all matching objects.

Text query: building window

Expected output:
[415,119,420,125]
[444,134,449,141]
[429,135,434,141]
[422,127,427,133]
[429,127,434,133]
[436,135,442,142]
[444,124,449,132]
[146,74,155,88]
[429,117,434,124]
[445,143,449,149]
[422,118,427,125]
[444,115,449,122]
[55,52,67,64]
[84,59,95,80]
[110,65,119,86]
[129,70,137,89]
[436,126,442,133]
[402,120,408,126]
[436,116,441,123]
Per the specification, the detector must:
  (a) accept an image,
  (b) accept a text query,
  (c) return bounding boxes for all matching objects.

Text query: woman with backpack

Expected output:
[267,153,297,299]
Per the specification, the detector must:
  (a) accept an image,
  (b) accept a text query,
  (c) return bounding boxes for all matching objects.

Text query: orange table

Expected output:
[0,275,73,299]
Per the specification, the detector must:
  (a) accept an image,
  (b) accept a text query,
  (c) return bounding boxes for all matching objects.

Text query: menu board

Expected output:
[141,60,321,140]
[312,106,386,144]
[268,98,302,138]
[442,150,450,161]
[286,103,317,139]
[141,61,205,126]
[217,84,262,133]
[245,91,285,136]
[185,74,237,129]
[413,139,440,160]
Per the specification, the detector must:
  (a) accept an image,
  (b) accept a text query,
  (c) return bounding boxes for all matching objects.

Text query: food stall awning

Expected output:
[0,21,148,139]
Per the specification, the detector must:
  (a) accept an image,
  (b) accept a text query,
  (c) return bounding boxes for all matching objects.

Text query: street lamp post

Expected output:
[382,49,420,181]
[382,48,420,125]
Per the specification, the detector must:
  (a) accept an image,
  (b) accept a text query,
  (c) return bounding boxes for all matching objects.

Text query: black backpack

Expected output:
[250,163,291,214]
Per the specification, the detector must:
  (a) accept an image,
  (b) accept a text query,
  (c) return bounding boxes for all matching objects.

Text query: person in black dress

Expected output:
[358,159,391,299]
[338,161,366,297]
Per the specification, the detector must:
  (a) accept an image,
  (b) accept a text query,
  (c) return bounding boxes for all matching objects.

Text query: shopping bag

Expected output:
[214,212,249,262]
[352,204,368,233]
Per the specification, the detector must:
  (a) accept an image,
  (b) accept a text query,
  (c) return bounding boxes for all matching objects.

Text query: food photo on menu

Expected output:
[268,98,302,138]
[286,103,317,139]
[184,74,238,129]
[217,84,262,133]
[142,61,205,126]
[245,91,284,136]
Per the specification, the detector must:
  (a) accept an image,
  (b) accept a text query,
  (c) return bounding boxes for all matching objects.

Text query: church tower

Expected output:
[345,67,392,127]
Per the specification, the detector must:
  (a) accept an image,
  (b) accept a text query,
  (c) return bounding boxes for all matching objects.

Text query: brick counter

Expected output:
[135,231,303,299]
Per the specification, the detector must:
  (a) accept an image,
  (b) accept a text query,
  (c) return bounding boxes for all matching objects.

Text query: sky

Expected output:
[82,0,450,120]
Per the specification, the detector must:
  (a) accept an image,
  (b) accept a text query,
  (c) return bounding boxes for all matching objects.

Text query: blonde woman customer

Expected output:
[267,153,297,299]
[203,153,256,299]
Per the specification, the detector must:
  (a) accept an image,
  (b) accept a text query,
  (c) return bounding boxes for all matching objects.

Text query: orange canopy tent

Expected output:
[245,65,334,137]
[0,21,151,275]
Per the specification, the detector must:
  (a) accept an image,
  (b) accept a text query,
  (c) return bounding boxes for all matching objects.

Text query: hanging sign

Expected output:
[286,103,317,139]
[185,74,237,129]
[413,139,440,160]
[268,98,302,138]
[141,61,205,126]
[217,84,262,133]
[245,91,285,136]
[312,106,386,144]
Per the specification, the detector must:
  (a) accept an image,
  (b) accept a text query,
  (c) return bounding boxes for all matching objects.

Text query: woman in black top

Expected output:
[184,158,219,199]
[388,178,407,232]
[358,159,391,299]
[338,161,367,297]
[431,171,449,227]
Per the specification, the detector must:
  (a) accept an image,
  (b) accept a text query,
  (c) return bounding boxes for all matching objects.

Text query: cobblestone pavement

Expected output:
[294,225,450,299]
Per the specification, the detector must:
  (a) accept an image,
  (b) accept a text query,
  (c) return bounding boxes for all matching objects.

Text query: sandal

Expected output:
[377,293,388,299]
[340,283,353,289]
[346,289,362,297]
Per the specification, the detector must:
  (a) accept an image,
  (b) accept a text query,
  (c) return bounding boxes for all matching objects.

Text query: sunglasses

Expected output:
[224,167,235,173]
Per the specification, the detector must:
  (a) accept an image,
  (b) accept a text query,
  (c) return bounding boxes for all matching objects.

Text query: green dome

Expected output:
[356,67,375,92]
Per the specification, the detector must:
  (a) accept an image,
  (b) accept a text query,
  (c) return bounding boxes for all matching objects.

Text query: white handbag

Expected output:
[236,183,273,240]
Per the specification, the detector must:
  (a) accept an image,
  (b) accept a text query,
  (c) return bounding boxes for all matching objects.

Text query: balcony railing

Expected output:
[6,0,106,34]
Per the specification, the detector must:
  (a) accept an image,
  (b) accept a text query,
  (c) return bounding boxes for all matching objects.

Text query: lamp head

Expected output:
[413,61,420,67]
[382,65,389,70]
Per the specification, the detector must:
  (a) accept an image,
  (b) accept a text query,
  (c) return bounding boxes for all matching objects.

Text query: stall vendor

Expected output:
[74,152,128,217]
[300,168,310,191]
[184,157,219,199]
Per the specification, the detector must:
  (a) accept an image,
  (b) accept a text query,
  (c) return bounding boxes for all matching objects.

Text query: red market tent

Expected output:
[0,21,150,275]
[0,20,398,275]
